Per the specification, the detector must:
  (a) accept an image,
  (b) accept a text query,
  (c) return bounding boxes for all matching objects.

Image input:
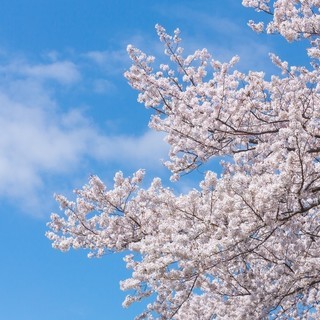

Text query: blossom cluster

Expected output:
[243,0,320,58]
[47,1,320,319]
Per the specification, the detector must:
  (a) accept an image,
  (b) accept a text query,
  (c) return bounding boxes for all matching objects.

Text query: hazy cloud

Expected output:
[91,130,168,167]
[84,49,130,74]
[0,60,81,84]
[93,78,116,94]
[0,53,168,216]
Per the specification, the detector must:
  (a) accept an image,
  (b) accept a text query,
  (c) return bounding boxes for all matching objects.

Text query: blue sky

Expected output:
[0,1,308,319]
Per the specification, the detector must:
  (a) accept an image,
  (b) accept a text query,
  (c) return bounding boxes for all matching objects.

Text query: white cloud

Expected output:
[22,61,81,84]
[85,51,109,65]
[0,60,81,84]
[0,53,168,216]
[0,93,88,204]
[93,78,116,94]
[84,49,130,74]
[91,130,168,167]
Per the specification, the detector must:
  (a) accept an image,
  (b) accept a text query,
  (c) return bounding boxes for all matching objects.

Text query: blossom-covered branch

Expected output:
[47,1,320,319]
[243,0,320,58]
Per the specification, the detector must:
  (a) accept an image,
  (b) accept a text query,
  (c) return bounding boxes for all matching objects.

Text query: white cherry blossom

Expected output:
[47,1,320,319]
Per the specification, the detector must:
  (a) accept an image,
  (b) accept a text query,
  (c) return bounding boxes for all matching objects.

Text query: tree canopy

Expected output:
[47,1,320,319]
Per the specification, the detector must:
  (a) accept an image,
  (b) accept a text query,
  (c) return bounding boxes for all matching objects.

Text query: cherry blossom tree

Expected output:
[47,1,320,319]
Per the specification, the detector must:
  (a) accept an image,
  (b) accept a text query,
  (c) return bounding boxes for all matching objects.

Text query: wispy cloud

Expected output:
[0,59,81,84]
[84,49,130,74]
[0,52,168,216]
[91,130,168,167]
[92,78,116,94]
